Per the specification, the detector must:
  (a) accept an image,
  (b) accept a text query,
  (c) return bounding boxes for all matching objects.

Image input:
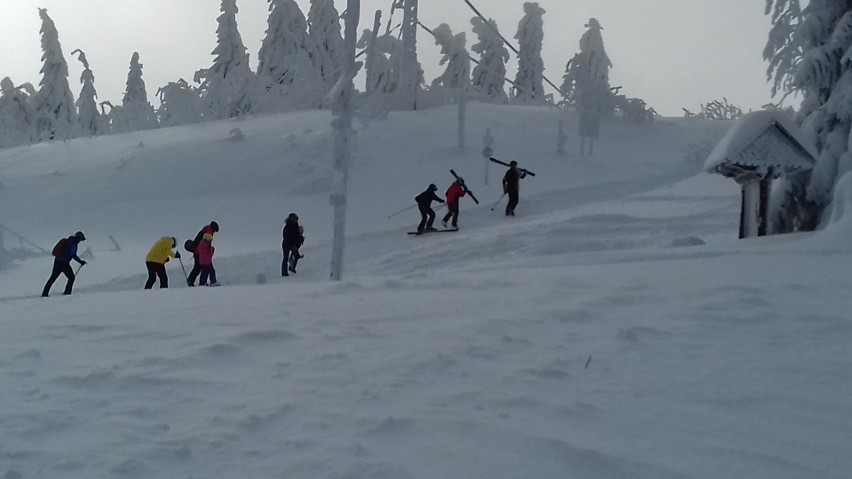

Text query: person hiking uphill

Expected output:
[186,221,219,287]
[144,236,181,289]
[42,231,87,297]
[196,233,219,286]
[442,177,467,229]
[415,184,444,233]
[282,213,304,276]
[502,161,527,216]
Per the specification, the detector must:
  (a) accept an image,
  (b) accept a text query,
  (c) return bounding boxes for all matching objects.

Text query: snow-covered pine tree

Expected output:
[32,8,76,142]
[512,2,546,104]
[399,0,420,110]
[257,0,322,111]
[430,24,471,92]
[765,0,852,224]
[157,79,203,127]
[205,0,255,119]
[308,0,345,91]
[470,16,509,102]
[561,18,613,113]
[70,49,100,136]
[0,78,35,148]
[111,52,158,133]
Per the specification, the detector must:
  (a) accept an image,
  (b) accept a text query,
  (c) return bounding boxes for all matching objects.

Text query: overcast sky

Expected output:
[0,0,777,116]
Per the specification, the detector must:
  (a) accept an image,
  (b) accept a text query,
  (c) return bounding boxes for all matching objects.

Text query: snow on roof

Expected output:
[704,110,817,174]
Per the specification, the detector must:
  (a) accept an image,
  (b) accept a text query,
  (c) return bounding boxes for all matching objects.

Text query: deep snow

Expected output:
[1,104,850,478]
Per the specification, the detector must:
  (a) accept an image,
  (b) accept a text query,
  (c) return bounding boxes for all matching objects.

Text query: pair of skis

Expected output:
[488,157,536,176]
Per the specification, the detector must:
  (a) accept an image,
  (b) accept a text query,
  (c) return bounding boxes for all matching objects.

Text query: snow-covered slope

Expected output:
[1,104,850,478]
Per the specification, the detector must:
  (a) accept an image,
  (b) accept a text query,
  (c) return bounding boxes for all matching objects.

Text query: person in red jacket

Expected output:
[195,233,218,286]
[186,221,218,287]
[441,177,467,229]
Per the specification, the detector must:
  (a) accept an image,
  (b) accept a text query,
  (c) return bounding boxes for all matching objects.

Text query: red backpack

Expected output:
[51,238,68,257]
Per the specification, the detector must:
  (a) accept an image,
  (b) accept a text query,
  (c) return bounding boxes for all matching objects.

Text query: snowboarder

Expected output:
[502,161,527,216]
[196,233,218,286]
[186,221,219,287]
[282,213,304,276]
[442,177,468,229]
[144,236,181,289]
[42,231,87,297]
[415,184,445,233]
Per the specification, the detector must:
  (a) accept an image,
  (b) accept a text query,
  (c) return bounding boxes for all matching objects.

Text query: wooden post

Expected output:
[741,181,760,238]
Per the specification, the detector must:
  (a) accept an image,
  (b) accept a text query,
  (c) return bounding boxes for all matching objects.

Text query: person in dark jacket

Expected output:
[42,231,87,297]
[502,161,527,216]
[415,184,444,233]
[442,177,467,229]
[282,213,304,276]
[186,221,219,287]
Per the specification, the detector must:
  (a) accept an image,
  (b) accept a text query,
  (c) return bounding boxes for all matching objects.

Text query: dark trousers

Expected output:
[282,247,301,276]
[187,253,201,285]
[42,259,75,296]
[417,203,435,232]
[144,261,168,289]
[506,190,519,215]
[199,264,217,285]
[442,202,460,227]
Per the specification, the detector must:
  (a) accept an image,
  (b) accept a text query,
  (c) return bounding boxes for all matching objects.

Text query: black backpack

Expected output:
[184,239,195,252]
[51,238,68,257]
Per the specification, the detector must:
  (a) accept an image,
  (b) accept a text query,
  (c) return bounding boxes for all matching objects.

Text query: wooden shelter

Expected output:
[705,111,817,238]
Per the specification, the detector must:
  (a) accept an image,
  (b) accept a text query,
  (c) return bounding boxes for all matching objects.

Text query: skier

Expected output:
[196,232,219,286]
[282,213,304,276]
[502,161,527,216]
[442,177,467,229]
[415,184,444,233]
[42,231,87,297]
[144,236,181,289]
[186,221,219,287]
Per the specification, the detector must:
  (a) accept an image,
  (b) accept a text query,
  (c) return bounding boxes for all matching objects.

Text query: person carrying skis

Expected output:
[502,161,527,216]
[282,213,304,276]
[186,221,219,287]
[442,177,467,229]
[196,233,219,286]
[42,231,87,297]
[144,236,181,289]
[415,183,444,233]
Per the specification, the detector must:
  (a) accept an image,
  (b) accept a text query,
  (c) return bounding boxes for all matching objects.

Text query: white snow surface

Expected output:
[1,104,850,478]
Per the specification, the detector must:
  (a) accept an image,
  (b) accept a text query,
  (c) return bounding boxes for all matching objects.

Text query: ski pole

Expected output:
[74,263,85,276]
[490,193,506,211]
[178,256,188,282]
[387,204,417,219]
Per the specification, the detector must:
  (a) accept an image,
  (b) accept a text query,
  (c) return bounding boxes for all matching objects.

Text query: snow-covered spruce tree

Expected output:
[512,2,546,104]
[561,18,613,114]
[156,79,203,127]
[70,49,100,136]
[257,0,322,111]
[308,0,345,91]
[765,0,852,227]
[470,16,509,102]
[430,24,471,92]
[357,30,404,94]
[205,0,255,119]
[0,78,35,148]
[32,8,76,142]
[111,52,157,133]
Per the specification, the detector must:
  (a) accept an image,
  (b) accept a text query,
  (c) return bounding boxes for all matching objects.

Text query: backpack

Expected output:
[51,238,68,257]
[184,239,195,253]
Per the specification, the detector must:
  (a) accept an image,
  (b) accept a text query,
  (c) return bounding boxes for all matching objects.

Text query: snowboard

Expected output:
[407,228,459,235]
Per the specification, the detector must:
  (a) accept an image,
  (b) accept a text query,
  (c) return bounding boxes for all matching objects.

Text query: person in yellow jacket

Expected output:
[145,236,181,289]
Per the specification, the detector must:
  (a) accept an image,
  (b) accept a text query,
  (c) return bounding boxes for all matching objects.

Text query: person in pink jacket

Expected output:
[195,233,219,286]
